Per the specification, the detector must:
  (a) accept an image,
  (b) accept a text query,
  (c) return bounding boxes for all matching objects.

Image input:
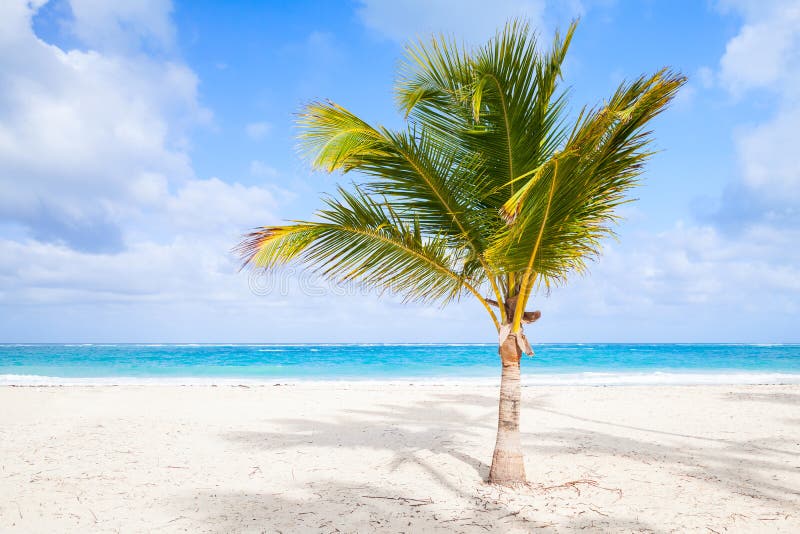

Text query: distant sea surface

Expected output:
[1,344,800,386]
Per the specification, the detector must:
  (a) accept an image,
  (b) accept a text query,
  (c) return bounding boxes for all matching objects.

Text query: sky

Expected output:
[0,0,798,343]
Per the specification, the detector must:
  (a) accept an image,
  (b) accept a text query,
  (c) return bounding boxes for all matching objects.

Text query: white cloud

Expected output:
[0,173,278,313]
[735,107,800,203]
[163,178,276,234]
[245,121,271,140]
[0,0,214,251]
[67,0,176,54]
[714,0,800,221]
[537,221,800,341]
[356,0,553,44]
[718,0,800,95]
[0,0,282,340]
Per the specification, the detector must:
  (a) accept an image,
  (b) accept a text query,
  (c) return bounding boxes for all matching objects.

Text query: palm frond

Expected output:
[237,187,482,306]
[488,68,686,326]
[395,33,474,126]
[470,20,576,203]
[297,100,505,304]
[297,101,389,172]
[396,19,576,211]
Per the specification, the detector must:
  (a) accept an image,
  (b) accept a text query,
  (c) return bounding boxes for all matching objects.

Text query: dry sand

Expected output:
[1,384,798,533]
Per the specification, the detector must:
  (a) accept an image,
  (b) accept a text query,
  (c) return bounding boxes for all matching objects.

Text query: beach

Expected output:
[2,384,798,532]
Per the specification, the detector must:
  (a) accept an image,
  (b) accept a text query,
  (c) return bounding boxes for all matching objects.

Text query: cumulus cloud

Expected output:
[718,0,800,94]
[0,0,211,251]
[735,107,800,206]
[0,0,279,245]
[67,0,177,54]
[0,1,279,327]
[539,219,800,342]
[162,178,276,235]
[712,0,800,226]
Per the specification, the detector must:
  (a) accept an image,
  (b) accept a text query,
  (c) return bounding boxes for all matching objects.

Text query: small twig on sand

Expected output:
[542,479,623,499]
[361,495,433,505]
[151,516,189,530]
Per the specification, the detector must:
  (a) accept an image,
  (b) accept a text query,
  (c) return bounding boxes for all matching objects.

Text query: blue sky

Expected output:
[1,0,798,343]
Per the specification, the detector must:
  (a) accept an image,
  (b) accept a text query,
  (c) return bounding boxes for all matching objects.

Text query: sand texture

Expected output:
[1,384,799,532]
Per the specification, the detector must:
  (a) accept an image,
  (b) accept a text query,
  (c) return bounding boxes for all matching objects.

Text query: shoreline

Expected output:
[3,370,800,387]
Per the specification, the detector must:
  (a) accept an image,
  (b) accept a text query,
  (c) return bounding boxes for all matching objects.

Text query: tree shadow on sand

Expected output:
[214,393,670,532]
[175,483,662,533]
[430,390,800,509]
[222,395,500,496]
[206,392,800,532]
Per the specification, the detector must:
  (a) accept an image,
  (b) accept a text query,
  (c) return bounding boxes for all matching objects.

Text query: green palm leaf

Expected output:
[297,100,507,316]
[236,187,490,308]
[489,68,686,326]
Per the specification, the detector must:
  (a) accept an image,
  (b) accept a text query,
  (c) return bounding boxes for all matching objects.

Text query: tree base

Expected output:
[488,449,527,486]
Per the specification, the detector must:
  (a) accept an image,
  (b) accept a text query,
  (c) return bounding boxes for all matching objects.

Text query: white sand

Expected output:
[1,384,798,533]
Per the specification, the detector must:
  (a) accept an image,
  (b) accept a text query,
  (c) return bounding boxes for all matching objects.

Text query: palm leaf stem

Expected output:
[511,157,559,332]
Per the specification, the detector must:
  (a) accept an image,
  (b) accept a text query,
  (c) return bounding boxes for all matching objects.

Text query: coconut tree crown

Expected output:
[236,20,685,335]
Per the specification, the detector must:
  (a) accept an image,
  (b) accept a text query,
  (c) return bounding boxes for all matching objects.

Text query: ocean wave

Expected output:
[519,372,800,386]
[2,372,800,387]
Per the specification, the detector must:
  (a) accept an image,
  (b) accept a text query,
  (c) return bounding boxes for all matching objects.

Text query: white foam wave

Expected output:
[2,372,799,387]
[520,371,800,386]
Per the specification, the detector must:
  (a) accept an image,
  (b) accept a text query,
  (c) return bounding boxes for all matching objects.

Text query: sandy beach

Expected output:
[1,384,798,533]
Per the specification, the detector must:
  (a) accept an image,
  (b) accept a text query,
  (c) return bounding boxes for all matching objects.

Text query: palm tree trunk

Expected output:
[489,332,526,485]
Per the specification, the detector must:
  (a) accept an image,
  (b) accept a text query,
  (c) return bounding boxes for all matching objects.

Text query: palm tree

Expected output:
[236,20,685,486]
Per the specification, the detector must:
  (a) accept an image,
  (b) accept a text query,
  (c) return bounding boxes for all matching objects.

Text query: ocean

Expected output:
[1,343,799,386]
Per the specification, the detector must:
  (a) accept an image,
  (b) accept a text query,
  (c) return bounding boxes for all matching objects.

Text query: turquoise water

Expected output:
[1,344,799,385]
